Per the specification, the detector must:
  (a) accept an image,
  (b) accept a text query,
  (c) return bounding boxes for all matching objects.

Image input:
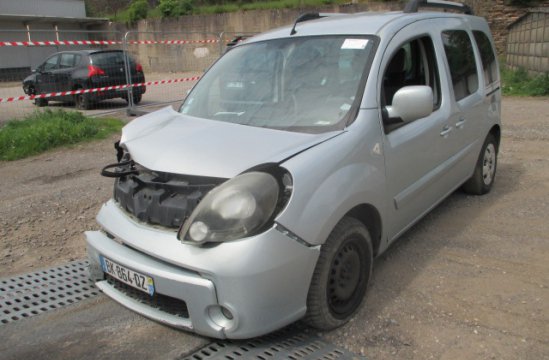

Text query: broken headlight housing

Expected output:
[178,171,290,245]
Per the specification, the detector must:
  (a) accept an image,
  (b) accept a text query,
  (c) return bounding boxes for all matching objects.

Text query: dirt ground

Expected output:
[0,97,548,359]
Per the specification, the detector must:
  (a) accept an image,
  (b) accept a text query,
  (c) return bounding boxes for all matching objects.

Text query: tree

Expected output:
[85,0,131,17]
[128,0,149,23]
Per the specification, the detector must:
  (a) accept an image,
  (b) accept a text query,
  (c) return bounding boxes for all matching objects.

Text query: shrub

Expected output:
[501,67,549,96]
[0,110,123,161]
[158,0,193,17]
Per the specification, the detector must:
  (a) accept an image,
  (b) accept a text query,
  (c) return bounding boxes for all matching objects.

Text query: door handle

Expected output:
[440,125,453,137]
[455,118,466,129]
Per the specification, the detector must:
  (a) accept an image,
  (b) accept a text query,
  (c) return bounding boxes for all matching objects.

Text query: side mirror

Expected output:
[385,85,433,123]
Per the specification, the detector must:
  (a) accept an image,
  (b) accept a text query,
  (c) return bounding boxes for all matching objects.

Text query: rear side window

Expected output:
[473,31,498,87]
[442,30,479,101]
[59,53,77,68]
[90,52,129,66]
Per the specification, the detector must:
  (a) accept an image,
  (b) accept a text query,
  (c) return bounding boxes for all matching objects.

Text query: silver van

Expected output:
[86,0,501,339]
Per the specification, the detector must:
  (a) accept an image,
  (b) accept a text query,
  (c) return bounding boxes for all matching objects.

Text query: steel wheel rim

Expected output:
[482,143,496,186]
[327,237,366,318]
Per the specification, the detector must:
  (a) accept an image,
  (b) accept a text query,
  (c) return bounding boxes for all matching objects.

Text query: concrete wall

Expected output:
[506,10,549,75]
[0,0,86,18]
[125,1,548,73]
[126,2,403,72]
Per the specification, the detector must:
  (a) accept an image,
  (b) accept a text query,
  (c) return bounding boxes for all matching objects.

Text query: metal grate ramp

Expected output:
[180,325,365,360]
[0,260,99,325]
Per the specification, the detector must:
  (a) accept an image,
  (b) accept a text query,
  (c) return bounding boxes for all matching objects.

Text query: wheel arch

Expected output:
[345,204,383,257]
[489,124,501,151]
[72,82,83,90]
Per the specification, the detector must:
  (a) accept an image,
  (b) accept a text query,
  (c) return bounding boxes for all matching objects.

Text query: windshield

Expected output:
[180,36,375,133]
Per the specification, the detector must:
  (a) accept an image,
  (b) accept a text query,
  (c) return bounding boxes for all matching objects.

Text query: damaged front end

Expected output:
[101,146,226,230]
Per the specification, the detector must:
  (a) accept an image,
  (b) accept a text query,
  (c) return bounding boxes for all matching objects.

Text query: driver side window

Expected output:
[381,36,441,132]
[42,55,60,71]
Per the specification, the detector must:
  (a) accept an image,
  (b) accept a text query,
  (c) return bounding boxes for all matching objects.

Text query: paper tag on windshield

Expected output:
[341,39,369,50]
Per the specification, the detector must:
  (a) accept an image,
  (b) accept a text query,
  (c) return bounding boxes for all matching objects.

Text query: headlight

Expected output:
[178,171,281,244]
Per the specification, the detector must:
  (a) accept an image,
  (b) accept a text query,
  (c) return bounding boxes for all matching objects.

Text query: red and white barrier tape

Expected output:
[128,39,220,45]
[0,39,220,47]
[0,76,201,103]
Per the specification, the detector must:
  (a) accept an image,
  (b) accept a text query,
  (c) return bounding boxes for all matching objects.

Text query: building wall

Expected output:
[0,0,104,80]
[0,22,91,74]
[506,11,549,75]
[0,0,86,18]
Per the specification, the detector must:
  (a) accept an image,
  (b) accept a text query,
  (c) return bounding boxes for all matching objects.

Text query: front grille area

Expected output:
[106,275,189,318]
[112,162,226,228]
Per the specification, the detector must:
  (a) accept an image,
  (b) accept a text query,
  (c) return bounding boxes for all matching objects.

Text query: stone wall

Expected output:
[465,0,549,55]
[506,9,549,74]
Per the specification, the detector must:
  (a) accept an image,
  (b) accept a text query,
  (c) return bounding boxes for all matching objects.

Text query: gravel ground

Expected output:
[0,97,548,359]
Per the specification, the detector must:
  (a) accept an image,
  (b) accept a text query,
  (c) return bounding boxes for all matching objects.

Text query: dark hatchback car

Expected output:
[23,50,146,110]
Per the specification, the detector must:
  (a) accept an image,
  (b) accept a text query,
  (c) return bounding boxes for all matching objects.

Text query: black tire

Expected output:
[29,87,47,107]
[462,133,498,195]
[75,92,91,110]
[34,97,48,107]
[133,93,142,105]
[305,217,373,330]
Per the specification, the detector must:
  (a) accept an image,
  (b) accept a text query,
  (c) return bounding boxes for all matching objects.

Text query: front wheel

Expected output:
[462,133,498,195]
[305,217,373,330]
[29,86,47,107]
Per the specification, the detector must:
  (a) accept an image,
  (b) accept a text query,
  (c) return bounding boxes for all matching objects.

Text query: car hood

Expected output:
[120,106,343,178]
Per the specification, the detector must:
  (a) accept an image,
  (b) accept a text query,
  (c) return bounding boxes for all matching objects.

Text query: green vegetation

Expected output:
[0,110,123,161]
[501,67,549,96]
[107,0,351,21]
[159,0,194,17]
[504,0,544,6]
[128,0,149,23]
[197,0,342,15]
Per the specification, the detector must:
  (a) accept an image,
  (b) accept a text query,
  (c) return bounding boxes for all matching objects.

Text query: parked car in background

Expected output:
[86,0,501,339]
[22,50,146,110]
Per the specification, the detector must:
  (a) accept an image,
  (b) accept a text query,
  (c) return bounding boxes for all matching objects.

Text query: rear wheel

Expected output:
[124,93,142,105]
[132,93,142,104]
[305,217,373,330]
[462,133,498,195]
[75,92,91,110]
[34,98,48,107]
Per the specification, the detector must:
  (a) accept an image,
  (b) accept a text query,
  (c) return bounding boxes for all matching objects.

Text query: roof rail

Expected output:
[404,0,474,15]
[290,12,324,35]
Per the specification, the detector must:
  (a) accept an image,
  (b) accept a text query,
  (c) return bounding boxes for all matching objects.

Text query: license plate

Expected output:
[99,256,155,296]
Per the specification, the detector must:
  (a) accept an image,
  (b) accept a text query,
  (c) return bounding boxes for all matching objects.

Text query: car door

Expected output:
[380,21,457,242]
[35,54,60,94]
[55,53,80,100]
[439,22,486,186]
